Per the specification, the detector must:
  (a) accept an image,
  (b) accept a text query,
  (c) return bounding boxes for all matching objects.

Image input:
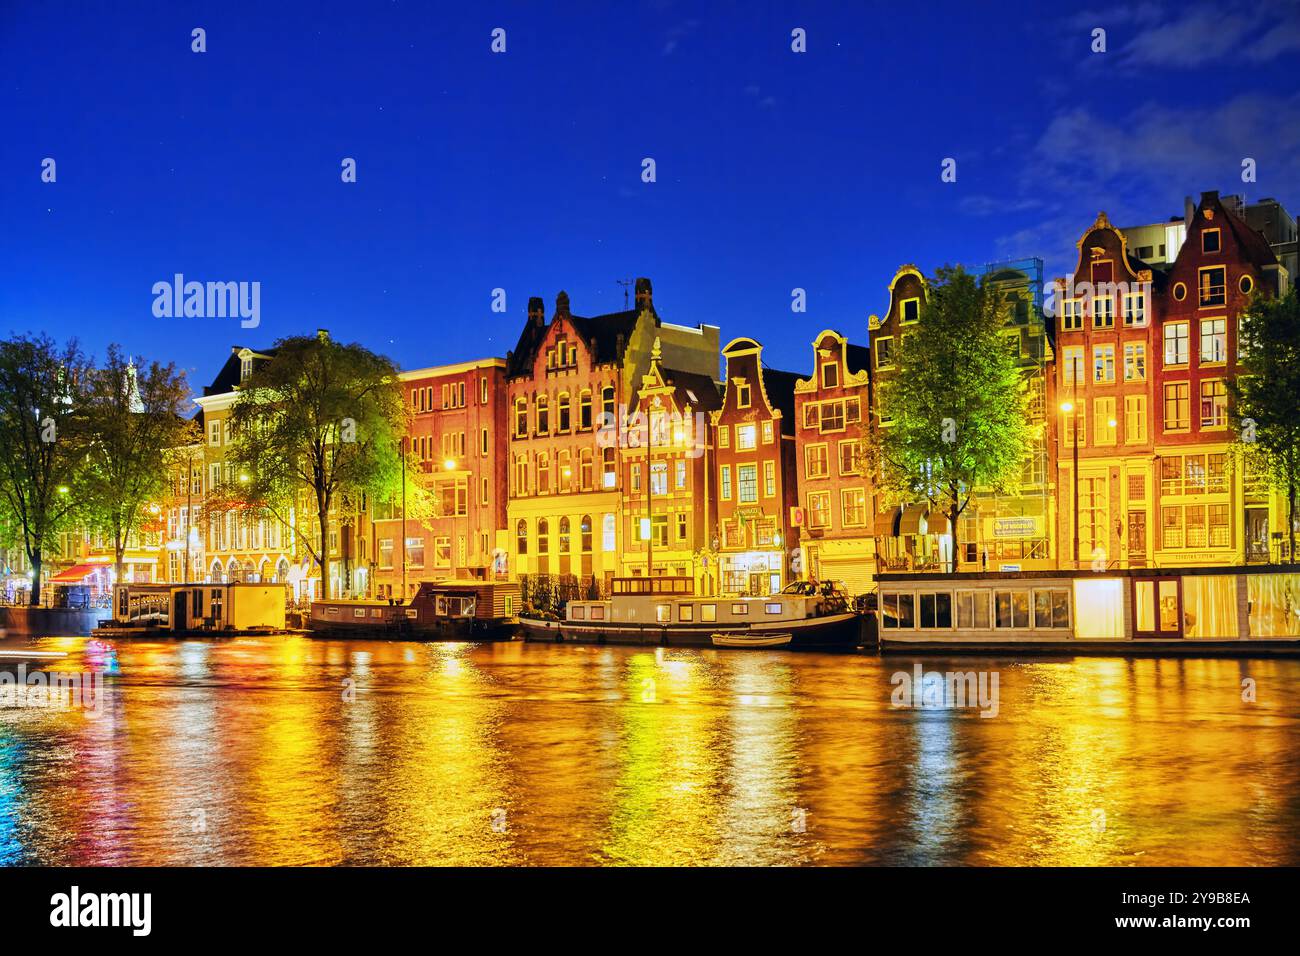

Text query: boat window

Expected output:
[1032,589,1070,629]
[326,606,338,616]
[504,596,514,616]
[656,604,671,623]
[679,604,694,622]
[898,594,915,628]
[371,608,384,618]
[956,591,990,629]
[404,608,418,619]
[572,605,586,620]
[1074,579,1125,638]
[1246,573,1299,638]
[994,590,1030,628]
[701,604,717,622]
[919,593,953,628]
[590,605,605,620]
[354,608,366,618]
[731,603,748,615]
[881,593,896,628]
[765,602,783,614]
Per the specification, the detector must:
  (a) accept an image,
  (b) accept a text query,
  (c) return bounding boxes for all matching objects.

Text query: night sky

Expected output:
[3,1,1298,391]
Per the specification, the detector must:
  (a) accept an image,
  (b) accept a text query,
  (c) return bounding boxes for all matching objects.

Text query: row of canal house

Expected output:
[58,189,1292,604]
[1054,191,1292,571]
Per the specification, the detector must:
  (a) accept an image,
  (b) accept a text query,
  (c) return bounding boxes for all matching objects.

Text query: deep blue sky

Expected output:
[3,1,1298,393]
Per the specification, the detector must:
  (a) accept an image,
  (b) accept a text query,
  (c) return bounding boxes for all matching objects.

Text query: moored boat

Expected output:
[518,577,866,650]
[873,563,1300,654]
[309,579,520,640]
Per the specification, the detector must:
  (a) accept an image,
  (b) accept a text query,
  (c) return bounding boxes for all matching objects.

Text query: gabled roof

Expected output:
[1218,198,1278,266]
[506,295,650,378]
[844,344,872,376]
[203,345,278,396]
[761,367,803,433]
[659,367,723,412]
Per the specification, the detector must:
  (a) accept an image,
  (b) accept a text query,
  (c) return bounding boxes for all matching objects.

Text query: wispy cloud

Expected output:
[985,90,1300,272]
[1071,0,1300,68]
[661,18,700,57]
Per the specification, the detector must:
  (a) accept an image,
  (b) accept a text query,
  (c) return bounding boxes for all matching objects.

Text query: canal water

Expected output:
[1,634,1298,866]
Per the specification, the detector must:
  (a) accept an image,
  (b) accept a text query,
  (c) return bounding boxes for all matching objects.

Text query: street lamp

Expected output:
[1060,401,1079,569]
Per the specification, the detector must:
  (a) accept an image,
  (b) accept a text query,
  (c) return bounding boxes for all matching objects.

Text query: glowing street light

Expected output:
[443,458,456,471]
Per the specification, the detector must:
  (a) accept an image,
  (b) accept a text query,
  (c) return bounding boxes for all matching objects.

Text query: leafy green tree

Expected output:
[218,332,406,600]
[0,334,93,604]
[82,345,192,585]
[867,266,1033,573]
[1230,289,1300,562]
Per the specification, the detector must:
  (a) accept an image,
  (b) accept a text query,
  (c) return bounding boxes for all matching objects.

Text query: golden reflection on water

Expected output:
[2,635,1299,866]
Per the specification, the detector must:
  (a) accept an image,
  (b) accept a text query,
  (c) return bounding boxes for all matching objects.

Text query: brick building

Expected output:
[506,280,719,594]
[1152,190,1287,565]
[713,337,803,595]
[620,338,722,591]
[793,329,875,594]
[371,357,509,599]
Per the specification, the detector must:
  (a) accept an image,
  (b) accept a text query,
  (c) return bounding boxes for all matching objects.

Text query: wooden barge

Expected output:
[308,580,520,640]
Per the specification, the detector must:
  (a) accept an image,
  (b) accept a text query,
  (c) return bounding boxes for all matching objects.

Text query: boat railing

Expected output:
[610,576,695,597]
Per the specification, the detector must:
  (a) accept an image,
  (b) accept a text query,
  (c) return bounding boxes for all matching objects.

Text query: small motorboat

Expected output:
[711,632,792,648]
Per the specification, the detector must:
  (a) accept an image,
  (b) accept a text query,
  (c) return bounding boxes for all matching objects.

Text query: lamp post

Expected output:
[1060,401,1079,569]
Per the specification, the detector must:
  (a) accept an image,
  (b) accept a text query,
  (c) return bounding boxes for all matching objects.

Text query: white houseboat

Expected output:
[518,577,866,650]
[874,564,1300,654]
[94,582,287,636]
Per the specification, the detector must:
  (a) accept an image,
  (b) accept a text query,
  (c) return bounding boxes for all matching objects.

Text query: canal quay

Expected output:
[2,633,1298,867]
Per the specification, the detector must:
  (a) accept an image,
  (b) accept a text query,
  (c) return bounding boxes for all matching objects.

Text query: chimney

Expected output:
[528,296,545,327]
[1184,196,1196,226]
[555,291,570,316]
[635,276,654,312]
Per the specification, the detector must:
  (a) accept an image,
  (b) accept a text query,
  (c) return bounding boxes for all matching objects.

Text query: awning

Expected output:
[926,509,953,535]
[899,503,929,536]
[50,563,110,583]
[873,505,902,537]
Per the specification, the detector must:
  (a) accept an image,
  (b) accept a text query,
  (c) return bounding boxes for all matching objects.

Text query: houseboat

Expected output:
[518,577,866,650]
[874,564,1300,654]
[308,579,520,640]
[93,582,287,637]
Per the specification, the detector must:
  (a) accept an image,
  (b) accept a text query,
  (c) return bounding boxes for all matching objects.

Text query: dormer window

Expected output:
[240,356,253,381]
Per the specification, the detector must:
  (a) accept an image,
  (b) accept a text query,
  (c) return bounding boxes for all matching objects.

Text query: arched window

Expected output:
[579,448,593,490]
[602,446,616,488]
[537,519,550,554]
[601,385,616,424]
[514,454,528,495]
[557,450,571,492]
[559,517,571,554]
[537,453,550,494]
[579,390,593,430]
[581,515,593,553]
[516,519,528,555]
[558,393,571,432]
[536,395,550,435]
[514,397,528,438]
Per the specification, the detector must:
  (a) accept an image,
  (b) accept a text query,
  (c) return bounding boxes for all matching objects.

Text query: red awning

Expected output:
[50,563,110,583]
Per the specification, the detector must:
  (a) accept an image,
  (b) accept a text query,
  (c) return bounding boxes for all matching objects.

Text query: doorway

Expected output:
[1133,576,1182,638]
